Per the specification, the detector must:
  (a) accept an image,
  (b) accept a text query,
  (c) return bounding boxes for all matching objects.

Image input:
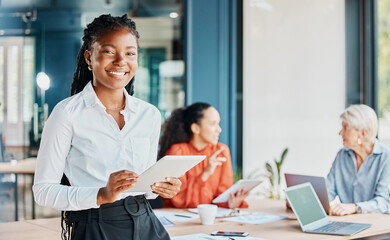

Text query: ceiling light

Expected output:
[36,72,51,91]
[169,12,179,19]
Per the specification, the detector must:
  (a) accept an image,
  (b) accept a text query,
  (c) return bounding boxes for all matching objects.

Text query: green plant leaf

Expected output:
[265,162,272,172]
[280,148,289,165]
[265,162,275,186]
[275,148,289,188]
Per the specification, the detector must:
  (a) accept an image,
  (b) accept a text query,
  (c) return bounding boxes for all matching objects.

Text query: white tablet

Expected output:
[212,179,262,203]
[127,155,206,192]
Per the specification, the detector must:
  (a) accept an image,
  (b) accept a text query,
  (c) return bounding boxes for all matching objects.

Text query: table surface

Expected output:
[0,158,36,174]
[1,199,390,240]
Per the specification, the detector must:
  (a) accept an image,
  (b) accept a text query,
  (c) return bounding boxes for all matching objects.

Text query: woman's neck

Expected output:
[190,137,209,151]
[353,142,374,170]
[93,85,125,108]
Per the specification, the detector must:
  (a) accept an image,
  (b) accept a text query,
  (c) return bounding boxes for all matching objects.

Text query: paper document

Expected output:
[222,212,288,224]
[172,233,268,240]
[153,210,199,222]
[188,207,249,218]
[157,216,175,227]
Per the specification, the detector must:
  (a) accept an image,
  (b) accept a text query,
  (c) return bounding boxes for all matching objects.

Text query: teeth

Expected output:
[109,71,126,76]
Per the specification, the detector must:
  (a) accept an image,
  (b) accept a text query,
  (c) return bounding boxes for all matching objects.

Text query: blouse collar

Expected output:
[81,81,138,113]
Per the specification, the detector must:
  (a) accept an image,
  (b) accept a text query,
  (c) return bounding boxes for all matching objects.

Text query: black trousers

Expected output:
[65,195,170,240]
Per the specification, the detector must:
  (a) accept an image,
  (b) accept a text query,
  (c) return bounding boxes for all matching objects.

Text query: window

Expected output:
[377,0,390,145]
[0,47,3,124]
[0,37,35,146]
[7,46,19,124]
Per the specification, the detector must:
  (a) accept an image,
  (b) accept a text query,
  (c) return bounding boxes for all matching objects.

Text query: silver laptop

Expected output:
[285,183,371,236]
[285,173,330,214]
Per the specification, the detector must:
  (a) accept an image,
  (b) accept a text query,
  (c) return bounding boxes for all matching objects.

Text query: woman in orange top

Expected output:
[159,102,249,209]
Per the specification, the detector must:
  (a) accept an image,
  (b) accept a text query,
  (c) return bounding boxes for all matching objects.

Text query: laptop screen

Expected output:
[286,184,327,226]
[284,173,330,213]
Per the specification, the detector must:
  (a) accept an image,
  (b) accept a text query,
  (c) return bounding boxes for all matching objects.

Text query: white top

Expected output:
[33,81,161,211]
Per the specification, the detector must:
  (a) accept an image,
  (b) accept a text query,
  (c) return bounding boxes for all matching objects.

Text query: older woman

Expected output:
[327,104,390,216]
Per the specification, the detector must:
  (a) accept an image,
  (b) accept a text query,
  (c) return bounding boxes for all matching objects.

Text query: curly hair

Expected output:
[158,102,211,159]
[70,14,140,96]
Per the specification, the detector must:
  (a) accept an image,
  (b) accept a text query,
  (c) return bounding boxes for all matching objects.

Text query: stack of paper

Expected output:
[172,233,268,240]
[188,207,249,218]
[222,212,288,224]
[154,210,199,227]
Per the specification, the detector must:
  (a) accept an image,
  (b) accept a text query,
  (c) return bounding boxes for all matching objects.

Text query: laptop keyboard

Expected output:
[313,222,353,233]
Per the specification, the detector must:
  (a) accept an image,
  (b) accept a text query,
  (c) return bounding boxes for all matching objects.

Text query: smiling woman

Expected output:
[83,28,139,129]
[158,102,249,209]
[85,28,138,100]
[32,14,180,240]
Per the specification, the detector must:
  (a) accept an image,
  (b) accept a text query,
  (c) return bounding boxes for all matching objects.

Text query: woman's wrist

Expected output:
[97,187,107,205]
[201,171,211,181]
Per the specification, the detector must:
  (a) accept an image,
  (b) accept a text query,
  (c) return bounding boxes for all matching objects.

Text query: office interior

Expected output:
[0,0,389,223]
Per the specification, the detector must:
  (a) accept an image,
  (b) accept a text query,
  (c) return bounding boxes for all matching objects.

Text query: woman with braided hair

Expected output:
[33,14,180,240]
[159,102,249,209]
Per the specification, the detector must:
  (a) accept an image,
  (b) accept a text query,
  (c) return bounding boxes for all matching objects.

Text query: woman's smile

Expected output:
[107,71,127,76]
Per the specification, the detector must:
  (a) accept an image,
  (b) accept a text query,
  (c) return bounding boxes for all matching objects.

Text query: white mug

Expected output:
[197,204,218,225]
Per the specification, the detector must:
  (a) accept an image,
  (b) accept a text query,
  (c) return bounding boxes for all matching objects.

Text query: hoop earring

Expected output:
[357,138,362,145]
[88,65,92,71]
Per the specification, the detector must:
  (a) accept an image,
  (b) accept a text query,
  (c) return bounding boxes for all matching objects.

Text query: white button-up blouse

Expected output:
[33,82,161,211]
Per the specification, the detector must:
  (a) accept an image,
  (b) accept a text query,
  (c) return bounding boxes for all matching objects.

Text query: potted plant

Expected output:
[246,147,288,199]
[265,147,289,199]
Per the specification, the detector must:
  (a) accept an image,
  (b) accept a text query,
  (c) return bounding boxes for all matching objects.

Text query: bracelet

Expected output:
[356,204,362,214]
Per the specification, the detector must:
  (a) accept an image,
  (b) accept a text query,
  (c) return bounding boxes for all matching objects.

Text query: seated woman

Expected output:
[159,102,249,209]
[327,104,390,216]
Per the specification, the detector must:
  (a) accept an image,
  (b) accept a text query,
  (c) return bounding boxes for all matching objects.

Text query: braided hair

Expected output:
[158,102,212,159]
[62,14,140,240]
[70,14,140,96]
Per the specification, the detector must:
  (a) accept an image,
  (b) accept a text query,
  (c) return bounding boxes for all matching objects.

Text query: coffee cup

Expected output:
[197,204,218,225]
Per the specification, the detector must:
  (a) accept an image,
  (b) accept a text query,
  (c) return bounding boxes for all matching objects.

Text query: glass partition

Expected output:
[133,15,184,120]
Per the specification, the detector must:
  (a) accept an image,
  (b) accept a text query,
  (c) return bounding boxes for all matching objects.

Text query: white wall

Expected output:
[243,0,346,180]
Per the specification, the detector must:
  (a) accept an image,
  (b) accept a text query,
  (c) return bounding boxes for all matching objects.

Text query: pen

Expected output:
[174,214,192,218]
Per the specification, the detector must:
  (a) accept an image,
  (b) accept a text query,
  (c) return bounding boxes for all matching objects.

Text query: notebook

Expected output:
[285,173,330,213]
[284,183,371,236]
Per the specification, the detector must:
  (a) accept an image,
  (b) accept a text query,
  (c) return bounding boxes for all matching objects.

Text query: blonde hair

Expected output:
[340,104,378,143]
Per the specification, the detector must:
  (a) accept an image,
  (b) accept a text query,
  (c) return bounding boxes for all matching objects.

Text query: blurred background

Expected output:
[0,0,389,222]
